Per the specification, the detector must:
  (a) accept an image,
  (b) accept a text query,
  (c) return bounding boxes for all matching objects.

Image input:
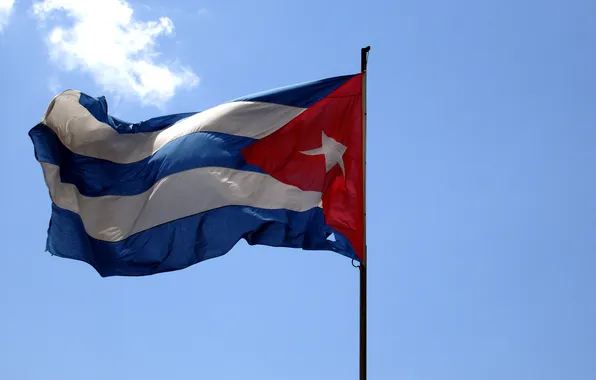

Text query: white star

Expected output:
[301,131,347,175]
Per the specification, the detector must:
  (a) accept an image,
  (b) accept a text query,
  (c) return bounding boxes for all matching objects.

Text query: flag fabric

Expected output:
[29,73,364,277]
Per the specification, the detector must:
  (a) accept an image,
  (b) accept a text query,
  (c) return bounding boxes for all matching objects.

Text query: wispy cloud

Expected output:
[0,0,16,32]
[31,0,199,106]
[47,73,62,94]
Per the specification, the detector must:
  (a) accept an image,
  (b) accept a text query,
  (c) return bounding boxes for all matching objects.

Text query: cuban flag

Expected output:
[29,73,365,277]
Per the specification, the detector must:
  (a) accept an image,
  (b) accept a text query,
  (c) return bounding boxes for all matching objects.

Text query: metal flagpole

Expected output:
[360,45,370,380]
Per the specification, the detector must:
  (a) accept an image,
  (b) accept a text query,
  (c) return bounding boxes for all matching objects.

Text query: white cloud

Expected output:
[0,0,16,32]
[32,0,198,106]
[47,73,62,94]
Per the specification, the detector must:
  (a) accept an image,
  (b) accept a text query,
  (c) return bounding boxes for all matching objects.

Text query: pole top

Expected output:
[361,46,371,72]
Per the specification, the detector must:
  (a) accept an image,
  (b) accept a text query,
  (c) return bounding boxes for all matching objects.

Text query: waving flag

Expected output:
[29,74,364,277]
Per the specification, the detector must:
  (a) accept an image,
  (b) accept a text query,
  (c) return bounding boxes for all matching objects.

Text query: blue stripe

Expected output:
[232,74,356,108]
[76,74,355,135]
[78,93,198,134]
[30,123,62,165]
[29,124,265,197]
[45,203,358,277]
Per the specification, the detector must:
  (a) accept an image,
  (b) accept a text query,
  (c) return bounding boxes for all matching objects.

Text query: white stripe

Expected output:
[42,90,305,164]
[41,163,322,242]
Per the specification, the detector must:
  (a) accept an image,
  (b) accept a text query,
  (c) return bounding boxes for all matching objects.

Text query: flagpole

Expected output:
[360,45,370,380]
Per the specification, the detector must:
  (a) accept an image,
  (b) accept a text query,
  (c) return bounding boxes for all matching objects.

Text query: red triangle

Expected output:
[242,75,364,260]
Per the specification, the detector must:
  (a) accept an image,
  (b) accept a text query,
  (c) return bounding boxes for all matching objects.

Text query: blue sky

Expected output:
[1,0,595,379]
